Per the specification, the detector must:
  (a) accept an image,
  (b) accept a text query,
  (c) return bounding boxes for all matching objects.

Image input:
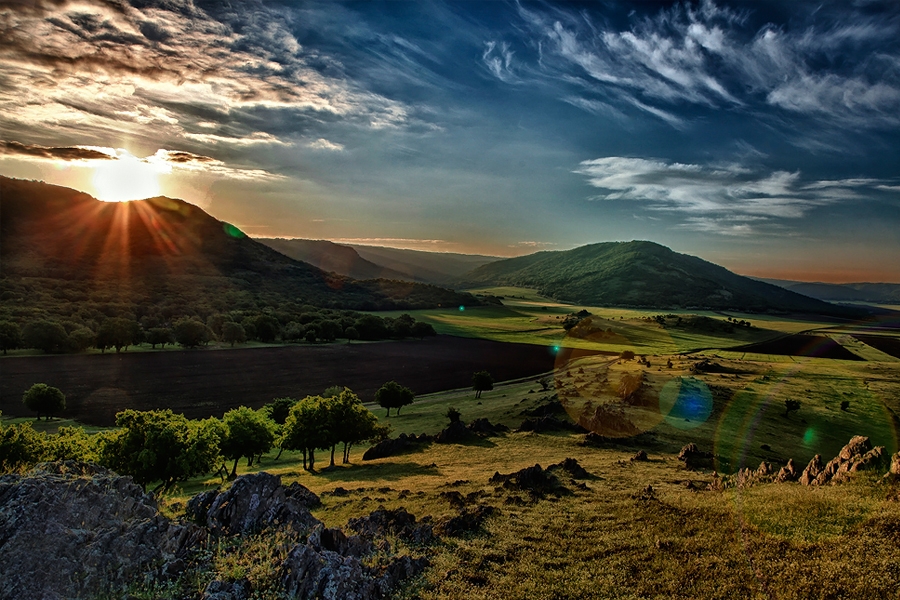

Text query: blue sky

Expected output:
[1,0,898,281]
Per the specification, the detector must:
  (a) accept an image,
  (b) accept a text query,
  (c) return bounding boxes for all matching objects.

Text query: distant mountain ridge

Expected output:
[0,177,479,311]
[257,238,499,285]
[457,241,863,316]
[755,278,900,304]
[258,238,413,282]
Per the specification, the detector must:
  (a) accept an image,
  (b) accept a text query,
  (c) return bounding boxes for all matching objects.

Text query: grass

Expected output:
[161,430,900,599]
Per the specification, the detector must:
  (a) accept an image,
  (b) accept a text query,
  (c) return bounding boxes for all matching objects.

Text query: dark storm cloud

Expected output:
[0,140,114,161]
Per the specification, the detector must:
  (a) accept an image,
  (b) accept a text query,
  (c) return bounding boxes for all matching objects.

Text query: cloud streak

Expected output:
[0,140,115,162]
[575,156,897,235]
[513,0,900,129]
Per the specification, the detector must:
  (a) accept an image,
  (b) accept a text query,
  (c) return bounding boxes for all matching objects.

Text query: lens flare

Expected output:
[658,377,712,430]
[92,150,165,202]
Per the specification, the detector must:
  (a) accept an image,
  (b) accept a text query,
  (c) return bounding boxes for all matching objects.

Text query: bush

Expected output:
[0,421,47,473]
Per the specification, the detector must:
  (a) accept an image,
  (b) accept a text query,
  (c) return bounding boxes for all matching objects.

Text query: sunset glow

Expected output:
[92,151,162,202]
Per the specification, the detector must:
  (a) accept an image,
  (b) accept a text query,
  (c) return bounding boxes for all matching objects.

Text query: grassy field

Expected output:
[8,286,900,599]
[159,428,900,600]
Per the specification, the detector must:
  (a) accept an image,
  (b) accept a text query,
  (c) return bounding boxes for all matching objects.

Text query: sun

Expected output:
[92,151,162,202]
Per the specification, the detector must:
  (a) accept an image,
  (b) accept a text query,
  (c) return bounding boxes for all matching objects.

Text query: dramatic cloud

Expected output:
[575,156,896,235]
[0,0,412,157]
[514,0,900,129]
[0,140,114,162]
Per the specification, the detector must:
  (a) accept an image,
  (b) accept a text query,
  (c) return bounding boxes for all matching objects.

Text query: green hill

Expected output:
[457,241,862,316]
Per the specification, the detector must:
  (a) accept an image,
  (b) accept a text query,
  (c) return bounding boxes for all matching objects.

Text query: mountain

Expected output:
[0,177,479,313]
[457,240,863,316]
[755,278,900,304]
[257,238,413,281]
[348,245,498,285]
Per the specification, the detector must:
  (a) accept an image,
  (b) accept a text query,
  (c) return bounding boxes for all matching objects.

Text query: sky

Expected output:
[1,0,899,283]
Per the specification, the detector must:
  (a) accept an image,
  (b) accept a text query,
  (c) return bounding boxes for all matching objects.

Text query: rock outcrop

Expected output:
[0,461,202,600]
[187,472,321,536]
[362,433,433,460]
[1,464,428,600]
[799,436,888,486]
[677,443,714,469]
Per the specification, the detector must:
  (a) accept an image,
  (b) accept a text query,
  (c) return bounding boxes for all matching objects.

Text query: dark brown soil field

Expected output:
[853,334,900,359]
[732,334,862,360]
[0,336,559,426]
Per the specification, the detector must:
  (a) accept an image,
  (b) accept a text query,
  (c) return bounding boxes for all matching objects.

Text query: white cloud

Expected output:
[575,156,897,234]
[517,1,900,129]
[307,138,345,152]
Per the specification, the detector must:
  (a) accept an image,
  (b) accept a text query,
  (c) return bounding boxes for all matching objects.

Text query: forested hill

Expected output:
[457,240,863,317]
[0,177,479,313]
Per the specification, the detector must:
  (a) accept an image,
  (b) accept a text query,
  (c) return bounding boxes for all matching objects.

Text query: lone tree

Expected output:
[326,388,379,465]
[22,383,66,421]
[220,406,276,477]
[784,399,801,417]
[281,396,331,471]
[472,370,494,399]
[375,381,415,417]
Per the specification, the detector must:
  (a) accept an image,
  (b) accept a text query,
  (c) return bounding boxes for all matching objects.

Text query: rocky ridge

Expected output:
[0,465,429,600]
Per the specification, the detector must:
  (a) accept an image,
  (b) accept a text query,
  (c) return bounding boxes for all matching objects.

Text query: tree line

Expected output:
[0,309,435,355]
[0,385,389,492]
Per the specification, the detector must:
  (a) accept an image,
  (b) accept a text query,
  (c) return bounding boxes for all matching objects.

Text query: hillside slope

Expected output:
[758,278,900,304]
[0,177,478,312]
[458,241,860,316]
[349,245,498,285]
[257,238,413,281]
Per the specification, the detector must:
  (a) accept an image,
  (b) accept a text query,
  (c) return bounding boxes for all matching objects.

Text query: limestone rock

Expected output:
[677,443,714,469]
[347,507,434,545]
[0,461,202,600]
[799,454,824,485]
[775,459,800,483]
[199,472,321,536]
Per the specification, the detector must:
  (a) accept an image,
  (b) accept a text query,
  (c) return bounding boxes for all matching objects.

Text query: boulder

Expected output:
[775,459,800,483]
[0,461,203,600]
[547,457,592,479]
[799,454,824,486]
[677,443,714,469]
[801,437,889,485]
[199,472,321,537]
[203,578,251,600]
[631,450,649,462]
[489,464,567,497]
[435,420,470,443]
[362,433,432,461]
[467,418,510,436]
[433,505,497,537]
[347,507,434,545]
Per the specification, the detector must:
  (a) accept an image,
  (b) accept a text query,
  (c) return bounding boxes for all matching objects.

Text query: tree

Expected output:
[146,327,175,349]
[281,396,331,471]
[472,370,494,399]
[345,326,359,344]
[22,383,66,420]
[326,388,379,464]
[318,320,342,342]
[221,322,247,347]
[265,397,297,459]
[173,317,212,348]
[23,320,68,353]
[96,317,141,353]
[254,314,280,343]
[66,327,96,352]
[411,321,437,339]
[304,329,317,343]
[0,321,23,354]
[784,399,801,417]
[220,406,276,477]
[45,426,98,462]
[99,409,224,493]
[375,381,415,417]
